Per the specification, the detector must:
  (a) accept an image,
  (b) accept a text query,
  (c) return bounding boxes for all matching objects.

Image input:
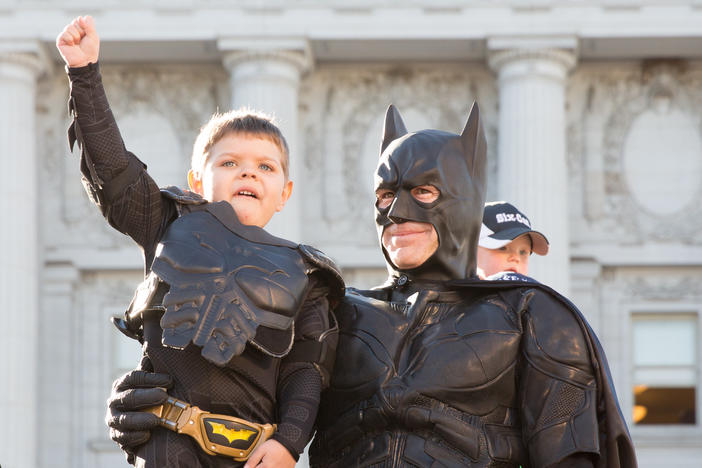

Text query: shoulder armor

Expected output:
[523,289,594,379]
[299,244,345,301]
[151,210,310,366]
[160,186,207,205]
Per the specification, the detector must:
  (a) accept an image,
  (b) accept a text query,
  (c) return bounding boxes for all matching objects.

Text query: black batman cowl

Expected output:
[374,103,487,283]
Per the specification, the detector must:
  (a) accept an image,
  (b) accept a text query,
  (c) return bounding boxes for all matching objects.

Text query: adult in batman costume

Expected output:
[308,104,636,467]
[107,103,637,467]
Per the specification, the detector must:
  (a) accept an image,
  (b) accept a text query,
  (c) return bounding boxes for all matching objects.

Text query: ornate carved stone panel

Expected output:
[568,62,702,245]
[38,64,226,251]
[299,64,497,248]
[37,67,79,249]
[623,275,702,301]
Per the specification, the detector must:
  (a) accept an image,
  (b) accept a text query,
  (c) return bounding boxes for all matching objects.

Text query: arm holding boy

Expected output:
[58,17,342,467]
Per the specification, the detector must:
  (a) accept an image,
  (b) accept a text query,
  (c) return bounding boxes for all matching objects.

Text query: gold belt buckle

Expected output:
[145,396,276,461]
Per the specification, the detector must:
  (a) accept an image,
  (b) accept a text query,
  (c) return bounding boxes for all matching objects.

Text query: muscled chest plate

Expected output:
[149,209,309,366]
[327,289,522,417]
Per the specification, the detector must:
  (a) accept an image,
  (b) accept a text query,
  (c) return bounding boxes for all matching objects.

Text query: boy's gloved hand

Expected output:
[105,366,173,464]
[56,15,100,68]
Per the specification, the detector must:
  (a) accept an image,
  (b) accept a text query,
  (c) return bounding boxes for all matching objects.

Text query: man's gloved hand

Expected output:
[105,359,173,464]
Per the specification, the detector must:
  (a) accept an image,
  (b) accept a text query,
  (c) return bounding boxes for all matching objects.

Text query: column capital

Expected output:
[0,40,48,79]
[42,263,80,295]
[571,258,602,283]
[487,36,577,80]
[217,37,313,75]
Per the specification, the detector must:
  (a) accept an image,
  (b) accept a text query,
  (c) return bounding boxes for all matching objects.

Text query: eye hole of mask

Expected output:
[375,185,440,209]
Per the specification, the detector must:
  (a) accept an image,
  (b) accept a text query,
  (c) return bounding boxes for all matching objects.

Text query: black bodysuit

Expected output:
[311,276,634,467]
[67,63,340,467]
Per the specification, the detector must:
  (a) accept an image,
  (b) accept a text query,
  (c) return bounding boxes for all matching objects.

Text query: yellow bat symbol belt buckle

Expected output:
[144,396,276,461]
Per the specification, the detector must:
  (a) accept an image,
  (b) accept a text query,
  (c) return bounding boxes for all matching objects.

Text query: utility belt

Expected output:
[144,395,276,461]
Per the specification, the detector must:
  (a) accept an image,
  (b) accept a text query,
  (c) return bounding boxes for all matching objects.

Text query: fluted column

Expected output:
[219,39,312,242]
[0,44,43,468]
[38,264,79,468]
[570,259,602,333]
[488,39,577,295]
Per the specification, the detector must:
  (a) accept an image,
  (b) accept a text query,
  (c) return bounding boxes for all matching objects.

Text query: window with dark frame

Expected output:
[632,314,697,426]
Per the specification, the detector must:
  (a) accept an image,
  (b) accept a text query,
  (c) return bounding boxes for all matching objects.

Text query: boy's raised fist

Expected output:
[56,15,99,68]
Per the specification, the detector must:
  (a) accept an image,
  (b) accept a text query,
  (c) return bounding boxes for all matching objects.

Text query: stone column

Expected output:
[219,39,312,242]
[38,264,79,468]
[488,38,577,295]
[0,43,43,468]
[570,259,602,333]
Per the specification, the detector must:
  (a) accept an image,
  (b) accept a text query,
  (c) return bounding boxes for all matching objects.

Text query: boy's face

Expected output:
[477,234,531,277]
[188,133,292,228]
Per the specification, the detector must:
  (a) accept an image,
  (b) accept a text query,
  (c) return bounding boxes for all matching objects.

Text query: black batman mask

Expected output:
[374,103,487,282]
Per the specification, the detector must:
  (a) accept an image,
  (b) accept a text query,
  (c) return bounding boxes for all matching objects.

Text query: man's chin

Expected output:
[387,252,428,270]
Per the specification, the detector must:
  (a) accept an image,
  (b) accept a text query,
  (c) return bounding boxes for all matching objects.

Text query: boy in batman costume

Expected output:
[58,16,343,468]
[104,102,637,465]
[307,104,636,467]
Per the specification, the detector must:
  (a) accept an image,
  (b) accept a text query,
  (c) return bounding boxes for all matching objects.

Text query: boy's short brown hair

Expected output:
[191,109,290,179]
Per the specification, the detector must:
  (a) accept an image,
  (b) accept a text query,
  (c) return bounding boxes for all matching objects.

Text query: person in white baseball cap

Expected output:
[477,201,549,278]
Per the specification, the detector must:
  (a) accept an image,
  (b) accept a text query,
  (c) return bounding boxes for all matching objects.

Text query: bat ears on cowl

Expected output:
[380,104,409,154]
[379,102,487,186]
[461,102,487,195]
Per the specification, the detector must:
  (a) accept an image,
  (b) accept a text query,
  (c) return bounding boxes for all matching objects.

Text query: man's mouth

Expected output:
[392,229,424,237]
[388,226,429,237]
[383,222,436,243]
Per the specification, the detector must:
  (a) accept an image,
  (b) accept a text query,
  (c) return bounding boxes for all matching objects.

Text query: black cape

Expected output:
[448,272,637,468]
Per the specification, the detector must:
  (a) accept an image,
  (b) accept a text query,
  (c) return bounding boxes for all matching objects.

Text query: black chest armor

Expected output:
[311,284,529,467]
[127,201,311,366]
[117,200,327,422]
[152,207,309,365]
[110,189,344,447]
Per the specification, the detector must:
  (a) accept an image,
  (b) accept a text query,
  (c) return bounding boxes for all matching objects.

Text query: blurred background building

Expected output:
[1,1,701,467]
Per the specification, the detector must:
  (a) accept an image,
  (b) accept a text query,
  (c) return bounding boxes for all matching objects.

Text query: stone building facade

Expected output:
[1,1,701,467]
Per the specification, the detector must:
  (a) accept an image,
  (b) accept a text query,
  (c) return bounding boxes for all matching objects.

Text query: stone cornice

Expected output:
[3,8,702,64]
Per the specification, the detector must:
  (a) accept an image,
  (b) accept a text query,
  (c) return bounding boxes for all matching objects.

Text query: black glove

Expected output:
[105,357,173,464]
